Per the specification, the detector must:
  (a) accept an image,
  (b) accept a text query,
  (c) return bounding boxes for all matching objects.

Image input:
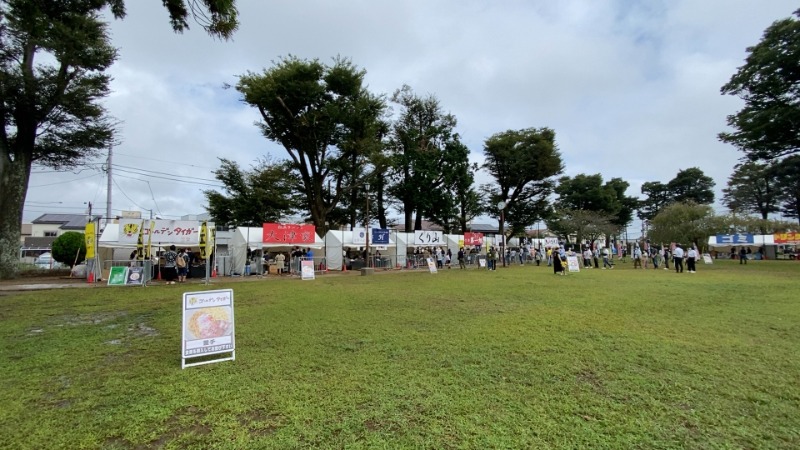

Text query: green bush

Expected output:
[51,231,86,267]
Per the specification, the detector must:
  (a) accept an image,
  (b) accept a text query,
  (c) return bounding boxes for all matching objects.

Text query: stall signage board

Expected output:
[125,266,144,285]
[426,257,438,273]
[464,232,484,246]
[415,231,444,246]
[703,254,713,264]
[567,256,581,272]
[262,223,315,245]
[107,267,128,286]
[372,228,390,245]
[544,237,559,248]
[774,232,800,244]
[182,289,235,369]
[119,219,201,246]
[301,260,315,280]
[352,227,367,245]
[715,233,754,244]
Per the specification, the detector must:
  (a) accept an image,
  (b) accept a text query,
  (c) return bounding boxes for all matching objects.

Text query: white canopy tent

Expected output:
[707,234,777,259]
[229,226,324,275]
[324,230,399,271]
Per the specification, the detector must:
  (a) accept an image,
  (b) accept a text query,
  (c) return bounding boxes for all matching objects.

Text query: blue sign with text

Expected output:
[715,234,754,244]
[372,228,390,244]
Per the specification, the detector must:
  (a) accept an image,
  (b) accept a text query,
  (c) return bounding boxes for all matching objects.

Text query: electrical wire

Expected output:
[113,152,217,171]
[111,163,219,183]
[29,173,101,187]
[112,167,225,188]
[112,178,148,211]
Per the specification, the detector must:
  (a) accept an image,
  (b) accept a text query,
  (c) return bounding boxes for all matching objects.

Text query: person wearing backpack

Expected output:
[176,248,189,283]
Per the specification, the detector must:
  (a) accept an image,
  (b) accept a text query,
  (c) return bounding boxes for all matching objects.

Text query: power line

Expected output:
[112,167,224,188]
[112,178,148,211]
[111,163,219,183]
[113,151,217,171]
[29,173,101,187]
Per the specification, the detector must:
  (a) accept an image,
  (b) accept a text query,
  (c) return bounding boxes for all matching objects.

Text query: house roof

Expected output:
[32,214,99,230]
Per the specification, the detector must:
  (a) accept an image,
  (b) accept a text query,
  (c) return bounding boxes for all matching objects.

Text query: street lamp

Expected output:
[365,183,370,268]
[497,201,506,267]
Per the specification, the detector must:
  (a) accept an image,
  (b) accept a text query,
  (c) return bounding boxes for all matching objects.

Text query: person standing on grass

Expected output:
[553,248,566,275]
[458,247,466,269]
[687,245,698,273]
[633,245,642,269]
[673,244,685,273]
[546,247,553,266]
[163,245,178,285]
[739,247,748,264]
[583,247,592,269]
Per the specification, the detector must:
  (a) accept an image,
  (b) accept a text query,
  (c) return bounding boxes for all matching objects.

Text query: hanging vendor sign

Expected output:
[715,233,754,244]
[262,223,316,244]
[372,228,390,245]
[774,232,800,244]
[352,227,367,245]
[119,219,201,245]
[414,230,444,246]
[464,232,484,246]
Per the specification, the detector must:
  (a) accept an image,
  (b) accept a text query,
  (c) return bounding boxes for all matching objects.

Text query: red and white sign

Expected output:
[262,223,316,244]
[774,232,800,244]
[464,232,484,246]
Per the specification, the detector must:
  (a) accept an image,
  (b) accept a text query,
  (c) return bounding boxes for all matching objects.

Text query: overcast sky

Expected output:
[22,0,798,236]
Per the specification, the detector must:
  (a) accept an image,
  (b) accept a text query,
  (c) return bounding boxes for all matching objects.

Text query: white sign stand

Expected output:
[427,257,438,273]
[566,256,581,272]
[181,289,235,369]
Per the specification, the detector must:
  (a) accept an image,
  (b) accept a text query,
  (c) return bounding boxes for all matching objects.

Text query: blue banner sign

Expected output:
[715,234,754,244]
[372,228,390,244]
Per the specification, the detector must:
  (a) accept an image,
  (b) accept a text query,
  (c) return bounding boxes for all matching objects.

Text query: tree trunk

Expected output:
[0,154,32,279]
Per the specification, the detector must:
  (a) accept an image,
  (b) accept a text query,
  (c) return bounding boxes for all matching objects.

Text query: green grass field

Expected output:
[1,260,798,449]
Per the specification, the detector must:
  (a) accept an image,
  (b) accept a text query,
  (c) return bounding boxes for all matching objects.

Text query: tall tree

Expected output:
[720,9,800,161]
[722,161,780,221]
[204,158,300,227]
[386,85,464,231]
[668,167,716,205]
[649,202,717,249]
[0,1,117,279]
[774,155,800,224]
[638,168,716,221]
[554,174,637,243]
[236,56,386,231]
[482,127,564,249]
[638,181,671,220]
[546,209,617,248]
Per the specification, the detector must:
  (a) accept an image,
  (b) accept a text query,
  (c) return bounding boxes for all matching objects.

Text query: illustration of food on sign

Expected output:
[188,308,232,339]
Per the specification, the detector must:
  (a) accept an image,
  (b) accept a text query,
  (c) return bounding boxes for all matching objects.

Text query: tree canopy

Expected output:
[722,161,780,221]
[204,158,300,227]
[103,0,239,39]
[1,0,117,279]
[720,9,800,161]
[773,155,800,223]
[236,56,386,231]
[482,127,564,243]
[638,168,715,220]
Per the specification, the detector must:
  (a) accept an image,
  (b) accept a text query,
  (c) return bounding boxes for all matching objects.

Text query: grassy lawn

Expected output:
[0,260,798,449]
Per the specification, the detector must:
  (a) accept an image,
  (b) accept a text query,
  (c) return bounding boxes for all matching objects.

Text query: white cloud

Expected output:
[22,0,798,233]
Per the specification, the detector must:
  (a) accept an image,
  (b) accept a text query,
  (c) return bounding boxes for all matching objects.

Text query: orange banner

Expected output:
[774,232,800,244]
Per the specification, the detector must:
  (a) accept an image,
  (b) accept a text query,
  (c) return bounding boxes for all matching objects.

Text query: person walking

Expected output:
[602,246,613,269]
[633,245,642,269]
[673,244,685,273]
[553,249,566,275]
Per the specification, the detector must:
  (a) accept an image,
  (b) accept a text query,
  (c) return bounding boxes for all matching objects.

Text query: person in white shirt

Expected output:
[673,245,685,273]
[687,246,698,273]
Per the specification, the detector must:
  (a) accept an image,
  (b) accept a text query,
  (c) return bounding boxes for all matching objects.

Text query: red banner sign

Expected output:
[262,223,316,244]
[774,232,800,244]
[464,232,484,246]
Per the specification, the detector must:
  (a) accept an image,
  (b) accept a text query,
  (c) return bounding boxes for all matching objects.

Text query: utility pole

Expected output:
[106,145,112,227]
